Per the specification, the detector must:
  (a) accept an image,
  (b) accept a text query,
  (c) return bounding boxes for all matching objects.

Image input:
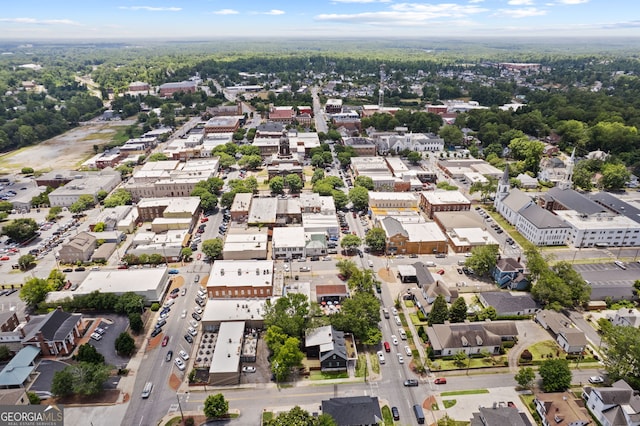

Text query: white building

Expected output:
[48,170,121,207]
[222,229,268,260]
[209,321,244,385]
[75,268,170,303]
[272,227,306,260]
[206,260,275,299]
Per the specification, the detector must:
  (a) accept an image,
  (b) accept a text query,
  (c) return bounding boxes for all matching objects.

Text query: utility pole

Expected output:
[176,393,185,423]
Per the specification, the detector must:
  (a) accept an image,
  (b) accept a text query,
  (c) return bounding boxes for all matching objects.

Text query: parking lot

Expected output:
[573,261,640,300]
[85,315,131,368]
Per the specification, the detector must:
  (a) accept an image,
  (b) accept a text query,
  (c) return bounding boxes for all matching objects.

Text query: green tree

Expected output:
[113,292,145,315]
[147,152,168,162]
[217,152,236,169]
[354,176,374,190]
[128,313,143,334]
[264,293,310,339]
[572,162,594,191]
[464,245,499,277]
[515,367,535,389]
[269,176,285,194]
[588,121,638,154]
[181,247,193,260]
[439,125,464,146]
[336,259,359,280]
[449,297,468,323]
[272,336,305,382]
[539,359,572,392]
[349,186,369,211]
[238,154,262,170]
[27,392,41,405]
[555,120,588,151]
[51,368,75,398]
[477,306,498,321]
[21,167,34,175]
[203,393,229,419]
[69,194,96,213]
[266,406,336,426]
[0,201,13,212]
[18,254,35,271]
[70,362,110,396]
[103,189,132,208]
[553,261,591,307]
[93,222,105,232]
[19,277,54,306]
[0,345,10,361]
[47,269,67,290]
[330,291,381,345]
[346,268,377,294]
[508,137,545,174]
[114,332,135,356]
[600,323,640,389]
[331,190,348,210]
[285,173,304,193]
[428,295,449,325]
[2,218,38,242]
[75,343,105,364]
[600,163,631,191]
[469,177,497,203]
[311,169,325,184]
[340,234,361,253]
[364,227,386,253]
[202,238,224,260]
[406,151,422,165]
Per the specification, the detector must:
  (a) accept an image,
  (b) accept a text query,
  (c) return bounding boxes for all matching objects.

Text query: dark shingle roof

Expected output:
[413,262,435,287]
[480,292,539,315]
[470,406,531,426]
[543,187,607,215]
[322,396,382,426]
[495,258,524,273]
[588,192,640,224]
[22,309,80,342]
[518,203,571,228]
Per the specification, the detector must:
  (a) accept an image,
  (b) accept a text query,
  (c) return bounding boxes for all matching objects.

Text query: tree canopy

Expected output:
[204,393,229,419]
[539,359,572,392]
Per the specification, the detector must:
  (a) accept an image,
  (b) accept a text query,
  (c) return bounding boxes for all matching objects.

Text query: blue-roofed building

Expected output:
[0,346,40,389]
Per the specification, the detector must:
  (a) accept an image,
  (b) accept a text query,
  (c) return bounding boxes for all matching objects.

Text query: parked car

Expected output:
[191,312,202,321]
[151,328,162,338]
[589,376,604,384]
[174,358,186,371]
[179,350,190,361]
[242,366,256,373]
[434,377,447,384]
[184,334,193,344]
[165,350,173,362]
[168,269,179,274]
[74,266,86,272]
[187,327,198,336]
[391,406,400,421]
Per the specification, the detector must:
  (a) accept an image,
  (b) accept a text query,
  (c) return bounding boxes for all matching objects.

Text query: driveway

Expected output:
[87,315,131,368]
[507,320,551,372]
[30,359,70,392]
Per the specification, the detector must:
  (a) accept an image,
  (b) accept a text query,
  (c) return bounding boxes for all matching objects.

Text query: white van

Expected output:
[163,298,175,308]
[141,382,153,399]
[377,350,385,364]
[399,328,407,340]
[424,261,436,267]
[614,260,627,270]
[394,315,402,326]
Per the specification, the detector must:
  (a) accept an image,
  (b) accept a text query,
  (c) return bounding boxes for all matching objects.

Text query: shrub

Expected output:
[150,303,160,311]
[184,418,195,426]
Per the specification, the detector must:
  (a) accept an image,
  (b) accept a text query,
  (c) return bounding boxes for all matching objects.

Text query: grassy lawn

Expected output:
[309,371,348,380]
[441,389,489,397]
[355,354,366,378]
[404,300,415,308]
[371,353,380,374]
[164,417,181,426]
[528,340,559,360]
[431,356,505,371]
[409,313,427,326]
[443,399,457,408]
[519,394,542,424]
[262,412,273,425]
[381,405,394,426]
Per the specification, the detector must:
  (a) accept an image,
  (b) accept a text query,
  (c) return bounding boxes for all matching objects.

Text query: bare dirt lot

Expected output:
[0,120,134,174]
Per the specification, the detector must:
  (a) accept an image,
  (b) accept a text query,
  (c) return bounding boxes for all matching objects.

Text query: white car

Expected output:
[404,346,412,356]
[589,376,604,384]
[179,350,190,361]
[189,319,198,328]
[397,354,404,364]
[284,263,290,272]
[391,335,398,345]
[242,366,256,373]
[377,351,385,364]
[90,333,102,341]
[181,309,187,318]
[174,358,186,371]
[391,307,398,316]
[187,327,198,336]
[194,307,203,315]
[160,312,169,319]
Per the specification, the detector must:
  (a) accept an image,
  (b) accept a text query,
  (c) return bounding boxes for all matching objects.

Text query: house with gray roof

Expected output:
[535,310,587,354]
[57,231,97,264]
[470,406,533,426]
[21,307,83,356]
[426,320,518,357]
[322,396,382,426]
[305,325,349,372]
[478,292,539,316]
[608,308,640,327]
[424,281,458,305]
[583,379,640,426]
[492,258,528,290]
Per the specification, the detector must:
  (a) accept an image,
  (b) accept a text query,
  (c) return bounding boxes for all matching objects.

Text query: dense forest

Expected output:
[2,39,640,172]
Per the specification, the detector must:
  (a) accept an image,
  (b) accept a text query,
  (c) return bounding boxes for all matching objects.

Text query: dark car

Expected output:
[184,334,193,344]
[62,268,73,272]
[391,406,400,421]
[409,254,418,258]
[165,350,173,362]
[74,266,86,272]
[191,312,202,321]
[403,379,419,387]
[150,328,162,338]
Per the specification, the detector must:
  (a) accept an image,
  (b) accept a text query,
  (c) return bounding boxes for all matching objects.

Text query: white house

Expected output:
[583,380,640,426]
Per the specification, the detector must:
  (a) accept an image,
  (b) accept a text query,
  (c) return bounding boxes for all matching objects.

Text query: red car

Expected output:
[117,264,128,269]
[337,273,347,281]
[434,377,447,384]
[197,253,202,260]
[0,256,9,261]
[161,336,169,347]
[436,269,445,275]
[200,217,208,223]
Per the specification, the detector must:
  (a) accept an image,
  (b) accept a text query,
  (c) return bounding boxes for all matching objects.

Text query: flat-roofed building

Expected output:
[222,228,268,260]
[127,229,188,262]
[206,260,274,299]
[208,321,244,385]
[230,193,252,222]
[159,81,197,97]
[48,169,121,207]
[269,106,295,123]
[203,116,243,134]
[57,232,97,264]
[380,218,447,255]
[433,210,499,253]
[201,300,265,331]
[342,137,377,157]
[136,197,200,222]
[272,227,306,260]
[302,213,339,239]
[420,190,471,219]
[369,192,419,209]
[325,98,342,114]
[74,267,170,303]
[248,197,278,226]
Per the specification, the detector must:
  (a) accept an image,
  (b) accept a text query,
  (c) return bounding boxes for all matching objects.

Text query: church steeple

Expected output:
[495,164,511,208]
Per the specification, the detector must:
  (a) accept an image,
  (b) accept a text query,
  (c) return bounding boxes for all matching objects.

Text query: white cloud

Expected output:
[331,0,392,3]
[468,0,485,3]
[0,17,81,26]
[508,0,534,5]
[494,7,547,18]
[316,3,489,25]
[264,9,286,15]
[118,6,182,12]
[211,9,239,15]
[556,0,588,4]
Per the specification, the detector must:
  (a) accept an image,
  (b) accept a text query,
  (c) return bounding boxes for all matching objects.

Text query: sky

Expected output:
[0,0,638,40]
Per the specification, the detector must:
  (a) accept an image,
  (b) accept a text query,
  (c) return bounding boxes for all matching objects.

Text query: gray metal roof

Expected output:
[413,262,435,287]
[543,187,606,215]
[518,203,571,228]
[588,192,640,224]
[502,189,532,212]
[382,216,407,238]
[322,396,382,426]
